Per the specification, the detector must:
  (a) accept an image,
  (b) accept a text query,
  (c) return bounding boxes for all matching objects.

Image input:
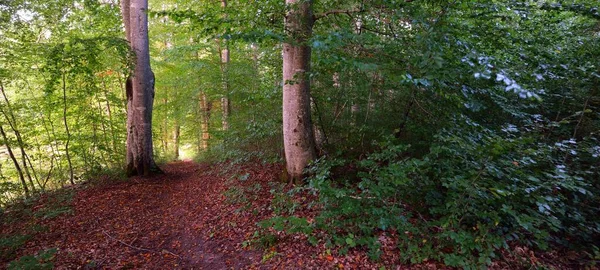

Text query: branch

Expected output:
[412,95,432,117]
[314,8,362,21]
[101,228,181,259]
[359,25,394,37]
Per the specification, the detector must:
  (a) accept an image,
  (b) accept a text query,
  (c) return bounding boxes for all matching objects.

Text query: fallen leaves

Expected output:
[0,160,580,269]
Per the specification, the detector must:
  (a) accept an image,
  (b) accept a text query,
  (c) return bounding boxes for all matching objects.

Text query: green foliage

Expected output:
[242,230,279,249]
[260,2,600,265]
[223,186,249,205]
[259,216,313,235]
[7,248,57,270]
[33,190,74,220]
[223,175,263,215]
[0,0,129,201]
[0,182,23,207]
[270,186,300,216]
[0,234,31,260]
[252,1,600,267]
[33,206,72,220]
[303,116,599,267]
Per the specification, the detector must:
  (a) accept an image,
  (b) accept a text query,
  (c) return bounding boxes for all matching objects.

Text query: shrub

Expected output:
[300,116,599,268]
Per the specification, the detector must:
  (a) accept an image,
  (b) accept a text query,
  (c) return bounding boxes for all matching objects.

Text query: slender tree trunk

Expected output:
[25,151,40,190]
[0,124,28,197]
[350,103,360,126]
[311,97,326,153]
[44,104,65,183]
[122,0,161,176]
[97,95,110,164]
[38,112,56,191]
[199,93,211,150]
[61,73,75,185]
[102,78,118,155]
[250,43,260,129]
[173,120,180,160]
[219,0,230,131]
[23,82,50,190]
[194,44,211,152]
[0,81,37,190]
[162,97,169,154]
[282,0,317,183]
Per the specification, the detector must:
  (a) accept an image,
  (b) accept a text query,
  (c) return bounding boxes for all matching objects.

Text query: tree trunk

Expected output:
[162,97,169,154]
[311,97,326,154]
[282,0,317,183]
[102,78,118,155]
[0,81,38,190]
[61,73,75,185]
[173,121,180,160]
[199,92,211,150]
[122,0,161,176]
[219,0,230,131]
[0,124,28,197]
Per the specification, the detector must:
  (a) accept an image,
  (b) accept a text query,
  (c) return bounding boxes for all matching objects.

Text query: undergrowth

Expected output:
[7,248,57,270]
[1,189,73,267]
[260,121,600,268]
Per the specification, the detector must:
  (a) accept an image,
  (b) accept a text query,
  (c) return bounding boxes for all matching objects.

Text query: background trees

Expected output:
[0,0,130,201]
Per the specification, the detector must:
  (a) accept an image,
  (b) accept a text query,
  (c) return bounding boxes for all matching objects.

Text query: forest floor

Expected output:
[1,161,420,269]
[0,161,578,269]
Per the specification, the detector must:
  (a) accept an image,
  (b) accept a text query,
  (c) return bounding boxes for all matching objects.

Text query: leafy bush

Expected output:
[302,116,599,268]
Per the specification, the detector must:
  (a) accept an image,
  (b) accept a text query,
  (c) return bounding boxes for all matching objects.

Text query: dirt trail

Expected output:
[3,161,384,269]
[2,161,265,269]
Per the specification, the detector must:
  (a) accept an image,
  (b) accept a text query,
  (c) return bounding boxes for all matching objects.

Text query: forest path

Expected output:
[2,161,276,269]
[3,160,386,269]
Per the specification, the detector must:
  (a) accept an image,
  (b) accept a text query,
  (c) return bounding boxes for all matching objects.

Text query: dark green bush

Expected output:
[303,116,599,268]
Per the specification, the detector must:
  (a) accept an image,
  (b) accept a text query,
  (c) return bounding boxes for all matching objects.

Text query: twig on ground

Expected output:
[100,228,181,259]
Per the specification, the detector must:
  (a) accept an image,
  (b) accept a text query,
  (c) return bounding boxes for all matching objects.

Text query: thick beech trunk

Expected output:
[121,0,161,176]
[282,0,317,183]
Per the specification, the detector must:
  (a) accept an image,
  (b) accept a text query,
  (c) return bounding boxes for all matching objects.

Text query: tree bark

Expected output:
[162,96,169,154]
[122,0,161,176]
[173,121,180,160]
[219,0,230,131]
[199,92,211,150]
[282,0,317,183]
[101,78,118,155]
[0,124,28,197]
[61,73,75,185]
[0,81,38,190]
